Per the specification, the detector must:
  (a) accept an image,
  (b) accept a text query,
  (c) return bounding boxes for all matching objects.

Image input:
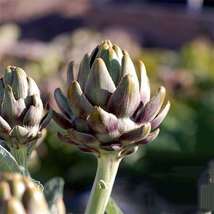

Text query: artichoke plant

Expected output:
[0,66,52,174]
[53,40,170,214]
[0,172,49,214]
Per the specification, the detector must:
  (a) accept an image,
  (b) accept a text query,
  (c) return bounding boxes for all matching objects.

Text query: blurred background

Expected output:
[1,0,214,213]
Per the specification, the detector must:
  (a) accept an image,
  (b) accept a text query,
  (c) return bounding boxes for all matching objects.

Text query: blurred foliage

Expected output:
[125,37,214,203]
[1,23,214,205]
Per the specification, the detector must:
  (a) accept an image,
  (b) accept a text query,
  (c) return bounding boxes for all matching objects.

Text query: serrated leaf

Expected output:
[105,198,124,214]
[0,144,21,173]
[44,177,65,214]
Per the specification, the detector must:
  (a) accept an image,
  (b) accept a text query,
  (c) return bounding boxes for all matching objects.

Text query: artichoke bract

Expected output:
[0,66,52,150]
[54,40,170,157]
[0,172,49,214]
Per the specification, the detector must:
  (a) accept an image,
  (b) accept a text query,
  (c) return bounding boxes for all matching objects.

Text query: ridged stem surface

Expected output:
[85,152,121,214]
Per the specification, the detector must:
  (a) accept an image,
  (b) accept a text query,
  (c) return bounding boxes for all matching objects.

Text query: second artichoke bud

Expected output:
[0,172,50,214]
[0,66,52,150]
[54,40,170,157]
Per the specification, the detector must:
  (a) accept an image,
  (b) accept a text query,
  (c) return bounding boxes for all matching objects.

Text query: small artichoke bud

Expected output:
[54,41,170,157]
[0,173,50,214]
[0,66,52,150]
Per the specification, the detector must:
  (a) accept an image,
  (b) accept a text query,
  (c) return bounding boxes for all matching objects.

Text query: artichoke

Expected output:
[0,172,49,214]
[54,40,170,156]
[0,66,52,150]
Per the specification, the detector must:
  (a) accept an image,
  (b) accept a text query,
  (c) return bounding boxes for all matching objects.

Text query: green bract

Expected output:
[0,66,52,150]
[0,172,49,214]
[54,40,170,157]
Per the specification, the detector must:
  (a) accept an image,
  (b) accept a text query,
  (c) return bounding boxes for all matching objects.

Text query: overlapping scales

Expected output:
[54,41,170,156]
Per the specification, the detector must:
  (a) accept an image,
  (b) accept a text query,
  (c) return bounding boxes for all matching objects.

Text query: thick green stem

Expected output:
[10,147,29,176]
[85,153,121,214]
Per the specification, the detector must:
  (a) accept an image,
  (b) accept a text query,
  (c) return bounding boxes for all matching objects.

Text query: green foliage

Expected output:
[180,38,214,80]
[0,144,21,173]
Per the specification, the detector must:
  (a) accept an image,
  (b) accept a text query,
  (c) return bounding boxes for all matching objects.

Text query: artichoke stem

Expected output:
[85,152,121,214]
[10,147,30,177]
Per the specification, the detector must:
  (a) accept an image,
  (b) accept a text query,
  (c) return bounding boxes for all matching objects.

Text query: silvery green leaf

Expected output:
[44,177,65,214]
[0,144,21,173]
[105,198,124,214]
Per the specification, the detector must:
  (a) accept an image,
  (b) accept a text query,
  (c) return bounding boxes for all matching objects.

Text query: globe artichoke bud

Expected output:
[54,41,170,214]
[54,40,170,156]
[0,66,52,175]
[0,172,49,214]
[0,66,52,150]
